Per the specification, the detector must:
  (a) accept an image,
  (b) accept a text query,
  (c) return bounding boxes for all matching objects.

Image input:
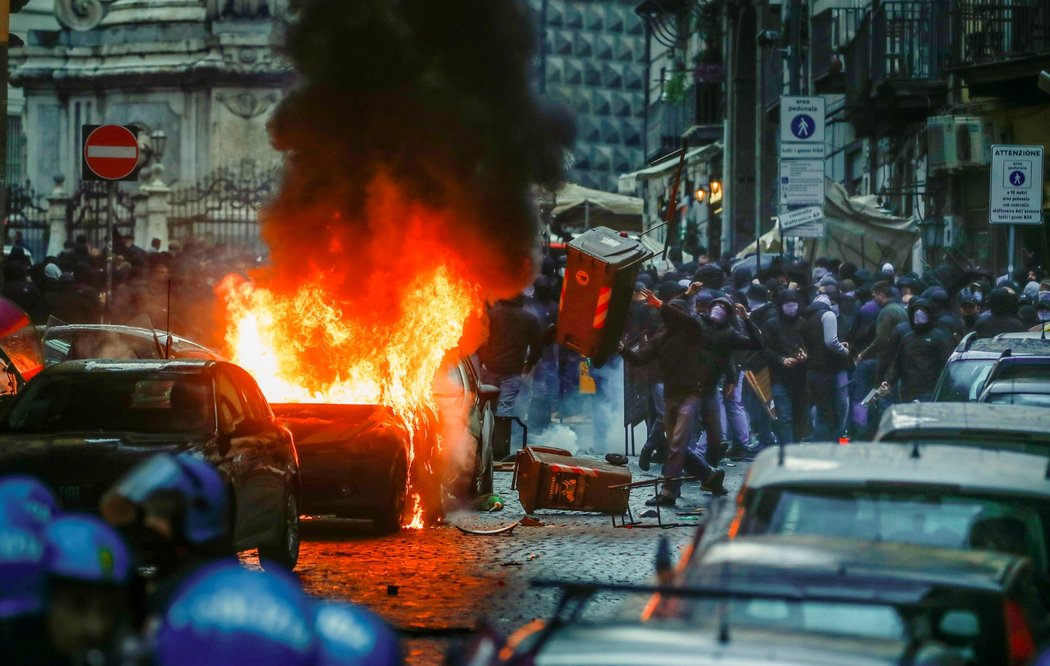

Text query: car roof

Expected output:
[39,323,223,356]
[533,622,904,665]
[695,535,1021,595]
[747,442,1050,498]
[42,358,219,375]
[875,403,1050,442]
[953,333,1050,358]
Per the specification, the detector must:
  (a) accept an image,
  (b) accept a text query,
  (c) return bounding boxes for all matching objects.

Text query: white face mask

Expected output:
[782,302,799,317]
[914,309,930,325]
[709,305,728,323]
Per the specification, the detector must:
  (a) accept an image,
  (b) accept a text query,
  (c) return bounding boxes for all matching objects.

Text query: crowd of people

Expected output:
[2,232,260,347]
[0,455,401,665]
[478,244,1050,508]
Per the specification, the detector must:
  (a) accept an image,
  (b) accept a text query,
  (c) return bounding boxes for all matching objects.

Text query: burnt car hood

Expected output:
[271,403,405,452]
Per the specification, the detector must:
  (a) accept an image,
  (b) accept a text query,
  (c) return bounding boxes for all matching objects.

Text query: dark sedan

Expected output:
[0,358,302,568]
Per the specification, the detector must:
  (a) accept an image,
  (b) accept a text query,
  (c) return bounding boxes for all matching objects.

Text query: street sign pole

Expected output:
[988,144,1045,279]
[105,181,115,323]
[1008,225,1016,278]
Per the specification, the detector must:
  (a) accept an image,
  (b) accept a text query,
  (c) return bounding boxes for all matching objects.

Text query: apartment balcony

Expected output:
[844,1,949,137]
[811,7,864,95]
[948,0,1050,99]
[645,80,722,161]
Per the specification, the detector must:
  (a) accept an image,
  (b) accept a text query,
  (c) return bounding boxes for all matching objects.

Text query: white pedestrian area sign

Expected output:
[780,96,826,159]
[989,144,1044,225]
[779,160,824,206]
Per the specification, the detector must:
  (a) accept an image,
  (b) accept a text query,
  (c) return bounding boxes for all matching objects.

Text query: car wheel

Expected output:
[373,456,407,534]
[258,492,300,570]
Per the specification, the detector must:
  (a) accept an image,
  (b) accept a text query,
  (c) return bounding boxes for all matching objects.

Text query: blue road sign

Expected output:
[790,114,815,140]
[1009,170,1026,187]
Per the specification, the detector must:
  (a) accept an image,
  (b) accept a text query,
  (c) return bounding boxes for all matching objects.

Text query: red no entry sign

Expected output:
[82,124,140,181]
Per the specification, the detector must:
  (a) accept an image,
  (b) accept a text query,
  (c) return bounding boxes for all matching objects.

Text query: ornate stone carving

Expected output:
[54,0,119,31]
[215,90,278,119]
[207,0,272,20]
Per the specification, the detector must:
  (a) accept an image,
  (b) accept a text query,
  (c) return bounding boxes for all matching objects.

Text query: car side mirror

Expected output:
[478,384,500,403]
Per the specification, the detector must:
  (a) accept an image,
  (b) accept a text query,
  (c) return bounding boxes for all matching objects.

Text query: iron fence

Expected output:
[167,161,279,254]
[68,181,137,251]
[5,182,49,262]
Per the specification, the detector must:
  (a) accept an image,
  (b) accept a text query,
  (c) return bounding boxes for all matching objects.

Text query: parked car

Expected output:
[457,580,916,666]
[698,443,1050,578]
[979,378,1050,407]
[0,358,302,568]
[272,357,495,532]
[933,333,1050,402]
[671,534,1048,666]
[874,403,1050,454]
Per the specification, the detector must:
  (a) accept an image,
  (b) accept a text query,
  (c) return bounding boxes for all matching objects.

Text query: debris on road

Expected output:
[454,521,520,536]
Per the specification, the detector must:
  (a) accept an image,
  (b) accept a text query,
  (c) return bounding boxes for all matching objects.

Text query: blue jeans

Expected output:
[771,380,809,444]
[808,370,849,441]
[719,371,749,448]
[743,376,775,449]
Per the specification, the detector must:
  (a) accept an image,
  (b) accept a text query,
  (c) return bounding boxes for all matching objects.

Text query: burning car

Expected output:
[271,357,495,533]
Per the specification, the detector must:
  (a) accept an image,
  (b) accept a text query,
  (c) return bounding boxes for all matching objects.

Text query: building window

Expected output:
[6,116,25,186]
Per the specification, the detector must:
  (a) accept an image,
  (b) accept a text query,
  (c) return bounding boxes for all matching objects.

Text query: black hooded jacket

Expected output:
[799,298,850,373]
[622,297,761,395]
[477,297,543,377]
[883,302,955,401]
[973,288,1025,339]
[761,291,808,382]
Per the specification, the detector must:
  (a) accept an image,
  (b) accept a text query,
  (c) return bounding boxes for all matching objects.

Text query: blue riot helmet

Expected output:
[154,562,316,666]
[0,475,60,529]
[45,515,131,584]
[101,453,228,547]
[0,521,46,619]
[172,456,229,545]
[313,601,402,666]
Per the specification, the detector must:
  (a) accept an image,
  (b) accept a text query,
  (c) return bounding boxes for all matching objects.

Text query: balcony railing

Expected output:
[812,7,865,92]
[646,96,695,161]
[871,0,949,82]
[951,0,1050,66]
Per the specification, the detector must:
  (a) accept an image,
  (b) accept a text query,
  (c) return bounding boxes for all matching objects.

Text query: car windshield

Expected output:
[0,372,215,435]
[741,488,1049,571]
[935,359,994,402]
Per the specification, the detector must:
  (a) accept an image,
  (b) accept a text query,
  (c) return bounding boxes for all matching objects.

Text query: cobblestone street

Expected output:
[244,452,750,664]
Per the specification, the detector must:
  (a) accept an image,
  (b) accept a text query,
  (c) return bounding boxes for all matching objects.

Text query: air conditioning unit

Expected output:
[927,116,1009,173]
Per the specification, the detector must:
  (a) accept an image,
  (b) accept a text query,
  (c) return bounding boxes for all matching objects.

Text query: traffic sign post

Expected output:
[778,96,826,217]
[989,144,1044,276]
[82,124,141,322]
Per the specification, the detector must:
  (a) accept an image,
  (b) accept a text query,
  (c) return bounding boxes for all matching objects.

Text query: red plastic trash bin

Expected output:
[555,227,653,367]
[513,446,631,514]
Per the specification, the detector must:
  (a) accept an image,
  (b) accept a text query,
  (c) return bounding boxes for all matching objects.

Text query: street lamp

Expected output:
[150,129,167,162]
[919,217,944,258]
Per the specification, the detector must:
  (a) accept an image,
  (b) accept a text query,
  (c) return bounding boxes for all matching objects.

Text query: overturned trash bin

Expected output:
[555,227,653,368]
[513,446,631,514]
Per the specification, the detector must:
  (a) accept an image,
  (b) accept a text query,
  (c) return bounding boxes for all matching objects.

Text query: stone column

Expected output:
[136,165,172,250]
[46,175,71,258]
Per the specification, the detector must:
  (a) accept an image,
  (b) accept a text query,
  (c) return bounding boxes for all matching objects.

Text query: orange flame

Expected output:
[219,264,482,529]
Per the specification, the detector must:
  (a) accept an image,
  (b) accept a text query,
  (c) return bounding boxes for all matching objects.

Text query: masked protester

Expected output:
[620,283,731,507]
[761,289,809,444]
[801,292,851,440]
[706,296,752,462]
[973,287,1025,338]
[880,299,954,403]
[1030,292,1050,333]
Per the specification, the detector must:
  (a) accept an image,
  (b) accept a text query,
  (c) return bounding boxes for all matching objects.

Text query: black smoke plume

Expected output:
[263,0,576,300]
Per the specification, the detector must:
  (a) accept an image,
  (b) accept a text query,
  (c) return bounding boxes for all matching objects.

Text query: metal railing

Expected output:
[951,0,1050,66]
[645,96,695,161]
[811,7,866,87]
[871,0,949,82]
